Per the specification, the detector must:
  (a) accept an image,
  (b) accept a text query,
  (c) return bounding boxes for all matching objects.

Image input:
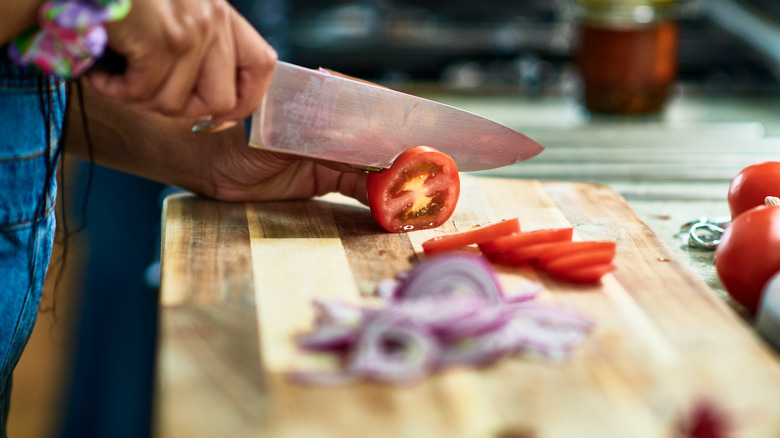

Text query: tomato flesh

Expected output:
[367,146,460,233]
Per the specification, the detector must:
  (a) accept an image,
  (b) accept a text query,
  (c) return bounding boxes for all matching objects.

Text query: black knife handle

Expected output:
[90,48,127,74]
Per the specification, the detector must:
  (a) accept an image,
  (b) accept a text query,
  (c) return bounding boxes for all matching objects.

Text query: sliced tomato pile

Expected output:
[367,146,460,233]
[421,218,520,255]
[421,218,617,284]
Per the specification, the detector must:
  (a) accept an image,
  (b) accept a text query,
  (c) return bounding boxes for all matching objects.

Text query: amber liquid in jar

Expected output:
[576,21,678,114]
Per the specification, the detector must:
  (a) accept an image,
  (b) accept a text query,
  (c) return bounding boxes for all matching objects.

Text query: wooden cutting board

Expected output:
[156,176,780,438]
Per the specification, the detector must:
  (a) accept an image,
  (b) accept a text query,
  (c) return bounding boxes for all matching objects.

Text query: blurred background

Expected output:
[8,0,780,437]
[243,0,780,95]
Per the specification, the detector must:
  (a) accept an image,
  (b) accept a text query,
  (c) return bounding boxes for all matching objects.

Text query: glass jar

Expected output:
[574,0,681,114]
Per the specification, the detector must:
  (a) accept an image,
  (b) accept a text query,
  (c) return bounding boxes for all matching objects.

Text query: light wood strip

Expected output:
[160,194,254,306]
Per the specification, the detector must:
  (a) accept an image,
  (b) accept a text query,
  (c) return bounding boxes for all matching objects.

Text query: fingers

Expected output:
[335,171,369,205]
[210,10,277,123]
[153,1,237,117]
[88,0,198,102]
[87,0,276,122]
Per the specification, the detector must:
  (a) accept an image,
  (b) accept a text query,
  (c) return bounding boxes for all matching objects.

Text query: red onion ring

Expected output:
[288,253,594,385]
[393,254,504,303]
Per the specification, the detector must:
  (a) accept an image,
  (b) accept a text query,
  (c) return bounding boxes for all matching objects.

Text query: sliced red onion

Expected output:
[313,299,364,327]
[433,304,514,341]
[393,254,504,303]
[297,324,360,352]
[439,325,517,368]
[504,282,543,303]
[289,254,594,385]
[503,319,590,358]
[509,302,595,331]
[382,295,483,333]
[286,369,359,386]
[347,313,440,384]
[374,278,401,300]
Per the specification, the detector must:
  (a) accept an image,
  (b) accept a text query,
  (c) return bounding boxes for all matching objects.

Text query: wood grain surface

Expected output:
[155,175,780,438]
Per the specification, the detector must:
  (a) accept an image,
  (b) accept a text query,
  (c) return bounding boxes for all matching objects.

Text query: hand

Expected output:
[204,130,369,204]
[87,0,276,124]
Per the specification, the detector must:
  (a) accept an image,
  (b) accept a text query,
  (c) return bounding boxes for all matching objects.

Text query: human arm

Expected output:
[0,0,46,46]
[64,82,369,204]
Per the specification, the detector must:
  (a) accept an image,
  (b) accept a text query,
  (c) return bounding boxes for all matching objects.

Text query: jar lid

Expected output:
[576,0,681,25]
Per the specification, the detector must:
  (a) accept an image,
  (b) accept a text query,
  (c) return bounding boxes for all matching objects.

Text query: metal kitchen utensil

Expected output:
[680,217,730,250]
[246,61,545,171]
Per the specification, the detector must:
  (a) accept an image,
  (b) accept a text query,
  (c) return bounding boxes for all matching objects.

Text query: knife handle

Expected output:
[89,48,127,74]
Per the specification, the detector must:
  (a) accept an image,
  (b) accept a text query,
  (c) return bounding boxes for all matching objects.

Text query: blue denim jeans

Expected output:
[0,53,65,436]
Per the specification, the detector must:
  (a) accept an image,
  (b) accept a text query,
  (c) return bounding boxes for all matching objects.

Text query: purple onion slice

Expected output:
[394,254,504,303]
[312,299,364,327]
[297,324,360,352]
[347,313,440,384]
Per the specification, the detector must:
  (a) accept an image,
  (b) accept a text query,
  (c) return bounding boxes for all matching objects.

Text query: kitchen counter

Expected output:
[153,91,780,437]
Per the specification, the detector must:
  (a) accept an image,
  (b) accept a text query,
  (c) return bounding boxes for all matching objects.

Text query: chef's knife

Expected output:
[247,61,544,171]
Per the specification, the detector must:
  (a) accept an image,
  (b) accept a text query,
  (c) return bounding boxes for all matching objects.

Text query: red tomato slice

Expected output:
[551,262,616,283]
[536,241,617,268]
[505,241,565,265]
[366,146,460,233]
[421,218,521,255]
[544,249,616,274]
[478,227,574,255]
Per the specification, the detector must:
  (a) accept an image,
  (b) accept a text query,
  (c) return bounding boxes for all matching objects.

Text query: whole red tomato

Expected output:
[715,205,780,313]
[366,146,460,233]
[727,161,780,218]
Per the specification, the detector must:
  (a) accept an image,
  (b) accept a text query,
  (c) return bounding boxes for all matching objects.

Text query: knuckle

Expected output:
[164,26,191,53]
[207,96,236,117]
[210,0,229,22]
[190,7,213,35]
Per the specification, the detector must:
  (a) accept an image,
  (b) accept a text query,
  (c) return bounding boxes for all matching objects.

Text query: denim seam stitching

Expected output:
[0,202,55,231]
[0,150,47,163]
[0,219,42,377]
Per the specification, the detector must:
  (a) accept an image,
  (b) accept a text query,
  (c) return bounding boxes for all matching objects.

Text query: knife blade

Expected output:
[247,61,544,171]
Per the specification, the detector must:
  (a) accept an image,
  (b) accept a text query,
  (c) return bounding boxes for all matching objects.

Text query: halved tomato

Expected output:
[366,146,460,233]
[421,218,521,255]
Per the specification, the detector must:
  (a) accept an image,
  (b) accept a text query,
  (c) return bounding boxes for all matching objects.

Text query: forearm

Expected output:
[0,0,47,46]
[64,81,243,198]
